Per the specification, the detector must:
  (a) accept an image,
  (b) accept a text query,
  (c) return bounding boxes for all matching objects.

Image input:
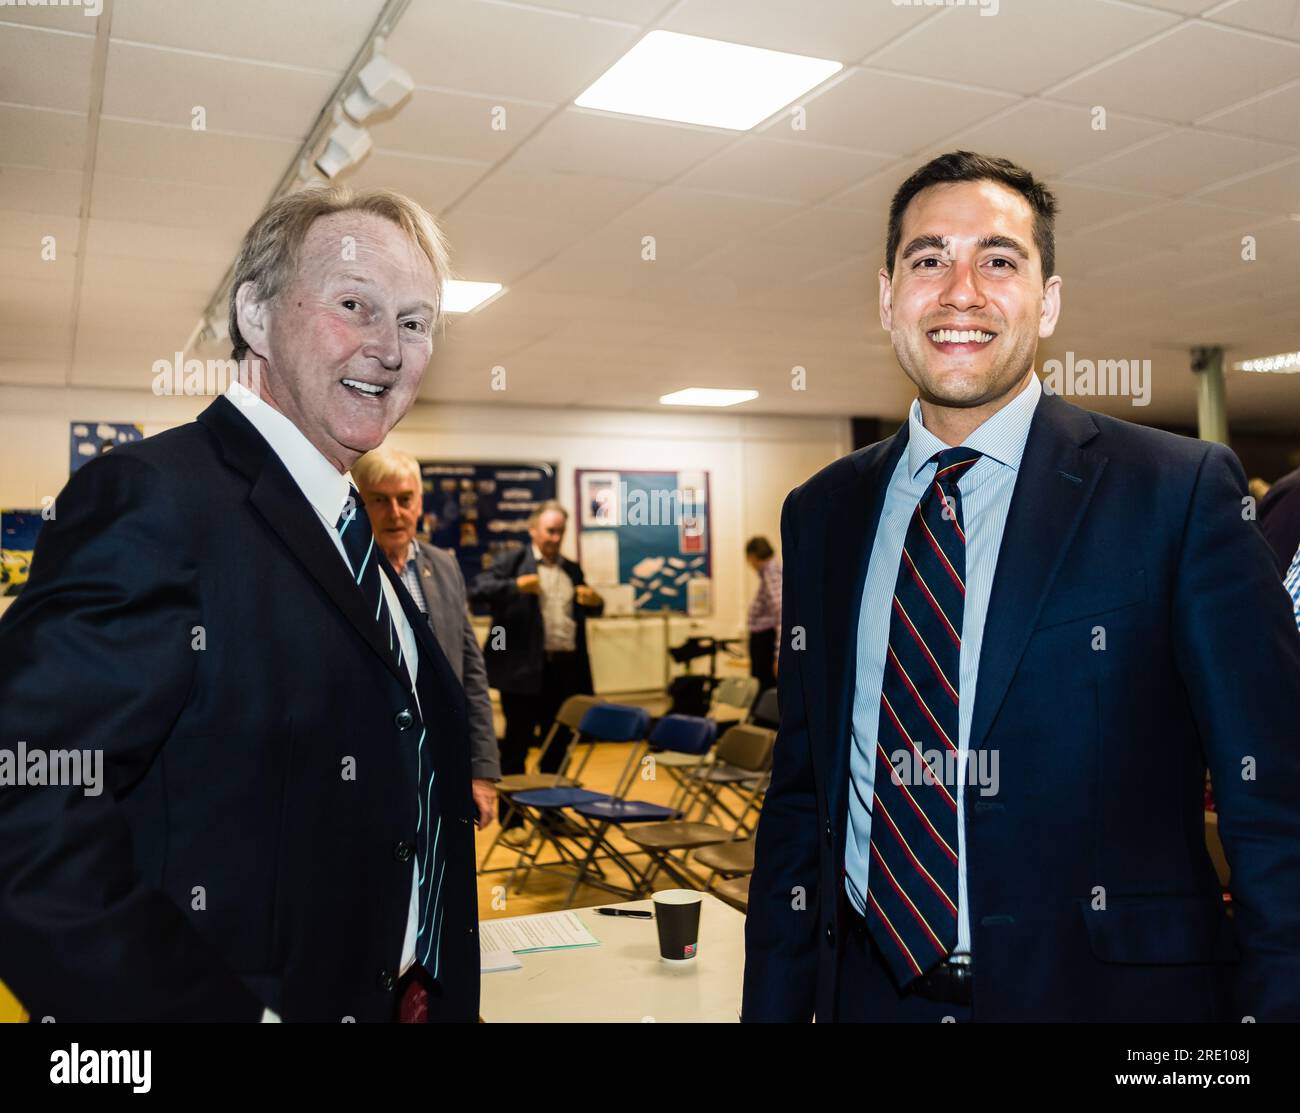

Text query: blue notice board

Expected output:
[419,460,557,606]
[574,468,711,614]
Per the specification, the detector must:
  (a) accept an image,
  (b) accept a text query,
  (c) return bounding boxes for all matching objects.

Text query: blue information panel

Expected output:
[575,468,711,614]
[419,460,557,608]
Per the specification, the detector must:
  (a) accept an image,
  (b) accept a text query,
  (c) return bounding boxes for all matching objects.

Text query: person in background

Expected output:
[745,536,782,693]
[469,501,603,840]
[1260,462,1300,574]
[354,445,501,829]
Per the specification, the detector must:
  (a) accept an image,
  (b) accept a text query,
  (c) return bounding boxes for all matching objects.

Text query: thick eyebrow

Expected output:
[900,233,1031,261]
[332,272,435,316]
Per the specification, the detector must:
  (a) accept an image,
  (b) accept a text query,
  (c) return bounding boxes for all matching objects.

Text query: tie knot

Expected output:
[932,447,981,488]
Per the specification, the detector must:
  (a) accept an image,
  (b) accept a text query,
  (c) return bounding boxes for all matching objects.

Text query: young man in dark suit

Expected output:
[742,151,1300,1023]
[0,186,480,1022]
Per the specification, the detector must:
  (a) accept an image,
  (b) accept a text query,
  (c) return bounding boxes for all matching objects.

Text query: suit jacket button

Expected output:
[394,841,414,862]
[825,924,835,947]
[395,709,415,730]
[378,970,396,992]
[825,821,832,847]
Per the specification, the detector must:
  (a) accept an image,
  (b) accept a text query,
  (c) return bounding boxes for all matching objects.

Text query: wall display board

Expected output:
[574,468,712,615]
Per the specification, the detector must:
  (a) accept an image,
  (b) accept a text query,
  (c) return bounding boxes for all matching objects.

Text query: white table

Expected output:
[479,894,745,1022]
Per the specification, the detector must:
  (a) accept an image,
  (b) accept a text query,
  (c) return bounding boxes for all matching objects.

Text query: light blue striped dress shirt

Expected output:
[844,372,1042,960]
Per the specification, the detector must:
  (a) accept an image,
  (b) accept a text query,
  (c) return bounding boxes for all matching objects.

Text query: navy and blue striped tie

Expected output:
[866,447,980,986]
[335,487,446,978]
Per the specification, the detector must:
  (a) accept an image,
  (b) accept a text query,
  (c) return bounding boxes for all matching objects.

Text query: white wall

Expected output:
[0,384,851,688]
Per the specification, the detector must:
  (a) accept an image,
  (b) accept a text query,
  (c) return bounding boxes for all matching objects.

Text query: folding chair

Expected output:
[653,675,763,816]
[750,687,780,729]
[622,723,775,894]
[479,694,602,871]
[503,703,651,895]
[713,875,750,913]
[557,714,718,905]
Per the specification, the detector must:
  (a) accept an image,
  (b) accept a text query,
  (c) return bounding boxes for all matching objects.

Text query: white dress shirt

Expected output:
[226,382,420,1020]
[532,544,577,651]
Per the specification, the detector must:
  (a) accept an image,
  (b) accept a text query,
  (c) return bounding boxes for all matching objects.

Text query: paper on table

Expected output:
[480,949,523,973]
[478,910,600,955]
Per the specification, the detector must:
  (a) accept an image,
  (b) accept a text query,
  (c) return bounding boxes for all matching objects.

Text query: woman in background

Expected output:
[745,536,782,694]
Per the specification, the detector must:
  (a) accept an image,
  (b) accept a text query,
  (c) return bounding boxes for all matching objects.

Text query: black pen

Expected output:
[594,907,653,919]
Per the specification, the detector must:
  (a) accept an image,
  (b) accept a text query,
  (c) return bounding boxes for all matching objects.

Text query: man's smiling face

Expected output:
[246,210,437,471]
[879,178,1060,415]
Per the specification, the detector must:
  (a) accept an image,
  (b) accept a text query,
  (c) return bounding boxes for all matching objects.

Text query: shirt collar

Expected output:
[906,372,1041,480]
[226,380,352,527]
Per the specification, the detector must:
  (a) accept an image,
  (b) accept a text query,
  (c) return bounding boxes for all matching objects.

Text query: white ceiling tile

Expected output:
[0,105,87,171]
[0,242,78,284]
[388,0,640,102]
[1050,22,1300,124]
[343,149,490,214]
[678,138,893,203]
[101,42,337,140]
[869,0,1178,96]
[438,209,590,283]
[1202,79,1300,145]
[0,5,98,33]
[1049,181,1165,232]
[605,187,800,248]
[916,101,1166,179]
[663,0,937,62]
[506,108,733,182]
[94,117,296,188]
[1080,200,1269,247]
[0,23,95,111]
[1207,0,1300,43]
[90,172,260,236]
[1196,154,1300,209]
[761,68,1017,157]
[1067,129,1298,196]
[370,87,553,163]
[449,166,652,227]
[85,217,238,263]
[111,0,386,71]
[0,165,84,217]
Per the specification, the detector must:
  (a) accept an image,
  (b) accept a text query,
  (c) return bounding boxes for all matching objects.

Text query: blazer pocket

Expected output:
[1035,569,1146,630]
[1081,893,1239,965]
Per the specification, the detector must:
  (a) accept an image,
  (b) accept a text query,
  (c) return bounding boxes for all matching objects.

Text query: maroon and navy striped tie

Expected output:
[866,446,981,986]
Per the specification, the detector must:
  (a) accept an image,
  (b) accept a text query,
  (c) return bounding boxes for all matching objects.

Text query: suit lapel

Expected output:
[822,426,908,824]
[197,396,407,687]
[969,394,1106,754]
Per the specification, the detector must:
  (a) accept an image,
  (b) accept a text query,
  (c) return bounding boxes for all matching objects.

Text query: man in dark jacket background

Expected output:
[470,501,602,829]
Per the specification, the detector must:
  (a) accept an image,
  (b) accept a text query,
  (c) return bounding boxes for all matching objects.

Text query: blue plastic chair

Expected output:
[560,714,717,904]
[504,704,651,895]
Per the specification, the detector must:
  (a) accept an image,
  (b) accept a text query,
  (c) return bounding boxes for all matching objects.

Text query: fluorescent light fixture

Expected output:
[443,280,504,314]
[1233,351,1300,373]
[575,30,841,131]
[660,388,759,407]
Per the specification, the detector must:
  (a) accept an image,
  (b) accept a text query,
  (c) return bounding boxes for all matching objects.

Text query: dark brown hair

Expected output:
[885,151,1058,283]
[746,536,774,561]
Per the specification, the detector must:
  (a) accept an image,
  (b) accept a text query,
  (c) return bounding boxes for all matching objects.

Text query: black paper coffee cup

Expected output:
[652,889,703,963]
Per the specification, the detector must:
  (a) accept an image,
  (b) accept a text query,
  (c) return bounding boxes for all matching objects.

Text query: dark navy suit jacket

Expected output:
[742,392,1300,1022]
[0,397,480,1021]
[468,544,602,696]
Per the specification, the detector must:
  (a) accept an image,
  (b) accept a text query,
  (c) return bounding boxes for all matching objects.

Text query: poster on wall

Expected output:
[574,468,712,615]
[419,461,557,608]
[70,421,143,474]
[1,509,44,597]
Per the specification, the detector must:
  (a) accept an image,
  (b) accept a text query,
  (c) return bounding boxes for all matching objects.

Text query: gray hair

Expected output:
[353,445,422,493]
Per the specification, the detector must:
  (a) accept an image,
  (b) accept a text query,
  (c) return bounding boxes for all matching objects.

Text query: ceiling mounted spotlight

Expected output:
[314,118,373,178]
[343,54,415,123]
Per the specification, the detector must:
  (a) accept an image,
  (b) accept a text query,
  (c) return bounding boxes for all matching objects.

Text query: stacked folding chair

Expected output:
[501,703,651,898]
[623,723,775,908]
[478,693,602,873]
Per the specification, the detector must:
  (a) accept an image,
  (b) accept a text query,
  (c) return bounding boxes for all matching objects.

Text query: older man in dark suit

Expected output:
[0,186,480,1022]
[355,445,501,829]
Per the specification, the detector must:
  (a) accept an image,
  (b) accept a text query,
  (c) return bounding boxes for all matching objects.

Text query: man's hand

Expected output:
[575,584,602,608]
[471,778,498,829]
[516,573,541,594]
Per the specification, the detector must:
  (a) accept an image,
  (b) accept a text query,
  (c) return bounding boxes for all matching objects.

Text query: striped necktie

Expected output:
[866,446,981,986]
[335,487,446,979]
